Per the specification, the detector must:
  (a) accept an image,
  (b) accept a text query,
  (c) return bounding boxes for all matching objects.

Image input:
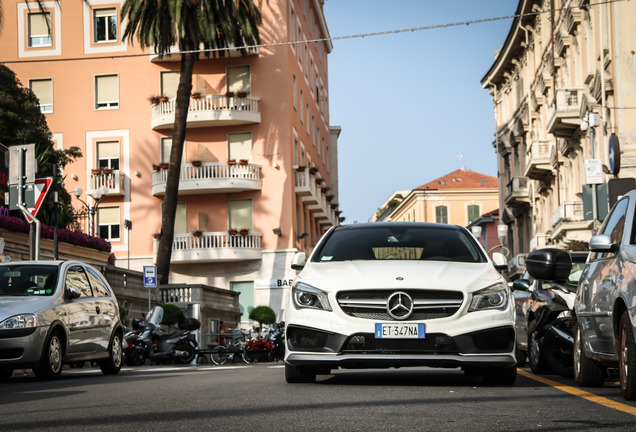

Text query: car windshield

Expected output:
[314,225,486,263]
[0,265,59,296]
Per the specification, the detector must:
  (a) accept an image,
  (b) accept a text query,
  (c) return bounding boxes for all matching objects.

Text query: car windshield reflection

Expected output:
[0,265,59,296]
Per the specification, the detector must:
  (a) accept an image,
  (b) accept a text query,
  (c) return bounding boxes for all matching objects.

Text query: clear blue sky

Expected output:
[323,1,517,223]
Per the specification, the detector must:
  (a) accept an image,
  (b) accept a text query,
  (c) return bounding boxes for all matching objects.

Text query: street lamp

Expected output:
[73,185,108,237]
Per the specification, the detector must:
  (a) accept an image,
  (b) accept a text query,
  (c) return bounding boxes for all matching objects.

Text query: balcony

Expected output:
[550,201,591,248]
[149,44,258,62]
[294,168,339,227]
[90,170,125,196]
[154,232,263,264]
[524,140,554,180]
[152,162,261,196]
[504,177,530,207]
[151,94,261,130]
[547,88,587,138]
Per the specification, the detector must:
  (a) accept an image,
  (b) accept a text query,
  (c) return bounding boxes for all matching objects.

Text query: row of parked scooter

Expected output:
[122,306,285,366]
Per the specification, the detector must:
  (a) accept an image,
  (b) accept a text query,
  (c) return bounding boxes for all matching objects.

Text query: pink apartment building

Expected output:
[0,0,341,324]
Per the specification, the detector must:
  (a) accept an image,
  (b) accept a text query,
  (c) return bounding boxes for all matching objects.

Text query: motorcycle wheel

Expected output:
[174,343,195,365]
[528,322,548,374]
[619,311,636,400]
[543,334,573,378]
[126,345,147,366]
[211,346,229,365]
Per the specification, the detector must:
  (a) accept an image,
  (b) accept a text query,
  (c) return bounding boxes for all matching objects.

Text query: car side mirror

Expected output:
[291,252,306,270]
[589,234,619,253]
[491,252,507,271]
[65,285,81,300]
[511,278,530,291]
[526,248,571,281]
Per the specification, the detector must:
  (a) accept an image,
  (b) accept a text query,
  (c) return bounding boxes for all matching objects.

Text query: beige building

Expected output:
[0,0,340,330]
[481,0,636,266]
[383,169,499,226]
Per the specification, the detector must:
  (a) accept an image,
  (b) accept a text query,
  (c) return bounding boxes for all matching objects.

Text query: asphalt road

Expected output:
[1,364,636,431]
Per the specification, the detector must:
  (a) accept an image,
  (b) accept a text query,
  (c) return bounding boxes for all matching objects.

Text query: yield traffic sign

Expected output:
[24,177,53,222]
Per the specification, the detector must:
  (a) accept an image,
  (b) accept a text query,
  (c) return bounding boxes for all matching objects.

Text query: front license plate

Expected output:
[375,323,425,339]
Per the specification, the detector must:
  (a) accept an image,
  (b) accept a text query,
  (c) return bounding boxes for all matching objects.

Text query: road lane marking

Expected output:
[518,369,636,416]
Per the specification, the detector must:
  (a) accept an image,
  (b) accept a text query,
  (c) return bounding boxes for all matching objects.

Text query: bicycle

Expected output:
[210,330,252,365]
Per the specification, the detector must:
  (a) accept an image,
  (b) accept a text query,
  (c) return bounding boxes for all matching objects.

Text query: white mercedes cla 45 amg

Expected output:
[284,223,516,384]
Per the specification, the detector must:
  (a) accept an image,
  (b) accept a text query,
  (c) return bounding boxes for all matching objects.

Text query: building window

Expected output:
[98,207,120,241]
[228,132,252,162]
[467,204,480,224]
[435,206,448,224]
[96,140,120,170]
[29,79,53,113]
[299,90,304,124]
[231,281,254,323]
[229,199,253,230]
[28,12,52,47]
[293,74,297,110]
[95,74,119,109]
[160,71,180,99]
[93,8,117,43]
[227,65,251,95]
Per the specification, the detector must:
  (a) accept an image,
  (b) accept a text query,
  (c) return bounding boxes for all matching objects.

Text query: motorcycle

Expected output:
[126,306,200,366]
[264,321,285,361]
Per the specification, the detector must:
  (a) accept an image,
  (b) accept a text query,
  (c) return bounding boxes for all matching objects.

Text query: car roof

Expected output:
[336,222,464,231]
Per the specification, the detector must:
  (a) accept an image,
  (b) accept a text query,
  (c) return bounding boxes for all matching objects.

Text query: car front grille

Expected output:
[336,289,464,321]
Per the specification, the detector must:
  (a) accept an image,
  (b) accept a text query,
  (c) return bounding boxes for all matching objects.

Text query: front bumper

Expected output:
[0,326,48,368]
[285,324,516,369]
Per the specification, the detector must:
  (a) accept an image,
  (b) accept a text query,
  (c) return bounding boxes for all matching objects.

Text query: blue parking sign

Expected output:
[143,266,157,288]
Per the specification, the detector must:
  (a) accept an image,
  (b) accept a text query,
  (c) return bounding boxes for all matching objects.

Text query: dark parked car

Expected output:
[512,250,587,376]
[0,261,124,380]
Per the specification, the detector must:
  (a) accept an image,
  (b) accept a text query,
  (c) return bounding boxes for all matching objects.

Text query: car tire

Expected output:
[210,346,229,365]
[619,311,636,400]
[99,333,123,375]
[285,363,316,383]
[573,321,605,387]
[33,330,64,380]
[528,322,548,374]
[0,367,13,381]
[174,343,195,365]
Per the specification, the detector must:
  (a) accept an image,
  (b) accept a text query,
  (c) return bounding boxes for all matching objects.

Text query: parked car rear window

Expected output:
[314,226,485,263]
[0,265,59,296]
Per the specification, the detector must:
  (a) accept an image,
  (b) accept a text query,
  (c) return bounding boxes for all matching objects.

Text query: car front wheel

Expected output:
[33,331,64,380]
[573,321,605,387]
[619,311,636,400]
[285,363,316,383]
[99,333,123,375]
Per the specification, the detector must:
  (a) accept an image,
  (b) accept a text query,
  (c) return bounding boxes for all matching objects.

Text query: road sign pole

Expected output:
[16,147,40,260]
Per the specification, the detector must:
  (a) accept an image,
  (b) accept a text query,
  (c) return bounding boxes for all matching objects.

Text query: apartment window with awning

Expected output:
[227,66,250,94]
[97,141,120,170]
[228,133,252,162]
[161,72,180,99]
[28,12,52,47]
[94,7,117,43]
[95,74,119,109]
[228,199,253,230]
[98,207,120,241]
[30,79,53,113]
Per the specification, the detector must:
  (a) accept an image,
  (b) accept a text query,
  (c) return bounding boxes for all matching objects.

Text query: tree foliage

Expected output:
[249,305,276,334]
[0,65,82,229]
[160,303,185,329]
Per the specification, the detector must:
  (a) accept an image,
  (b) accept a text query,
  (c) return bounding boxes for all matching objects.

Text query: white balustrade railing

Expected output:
[171,232,263,253]
[152,94,260,116]
[153,162,261,184]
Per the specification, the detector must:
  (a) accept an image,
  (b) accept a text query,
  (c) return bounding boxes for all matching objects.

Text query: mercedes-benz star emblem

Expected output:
[387,291,414,320]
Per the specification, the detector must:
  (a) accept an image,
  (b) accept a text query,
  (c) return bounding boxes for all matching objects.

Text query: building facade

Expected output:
[387,169,499,227]
[0,0,340,329]
[481,0,636,271]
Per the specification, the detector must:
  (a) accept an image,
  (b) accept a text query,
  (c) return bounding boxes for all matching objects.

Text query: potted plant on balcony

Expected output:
[102,168,113,175]
[152,163,160,171]
[148,94,161,105]
[159,95,168,102]
[91,168,101,175]
[225,91,235,97]
[228,228,239,236]
[315,178,323,186]
[239,159,249,165]
[152,232,161,239]
[237,91,248,98]
[159,162,169,169]
[191,92,201,99]
[191,159,202,167]
[296,165,306,172]
[190,229,203,237]
[227,159,237,165]
[239,228,249,236]
[309,167,318,175]
[326,194,334,202]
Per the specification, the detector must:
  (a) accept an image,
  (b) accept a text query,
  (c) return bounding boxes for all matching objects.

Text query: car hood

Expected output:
[0,296,58,321]
[298,260,504,293]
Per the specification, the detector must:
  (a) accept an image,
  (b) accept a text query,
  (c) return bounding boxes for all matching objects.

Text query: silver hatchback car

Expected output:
[0,261,124,380]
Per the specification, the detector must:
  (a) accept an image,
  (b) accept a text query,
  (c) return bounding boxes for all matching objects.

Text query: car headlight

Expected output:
[0,313,38,329]
[468,283,509,312]
[292,282,332,311]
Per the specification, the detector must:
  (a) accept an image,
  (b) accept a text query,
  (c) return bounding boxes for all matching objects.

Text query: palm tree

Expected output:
[121,0,261,284]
